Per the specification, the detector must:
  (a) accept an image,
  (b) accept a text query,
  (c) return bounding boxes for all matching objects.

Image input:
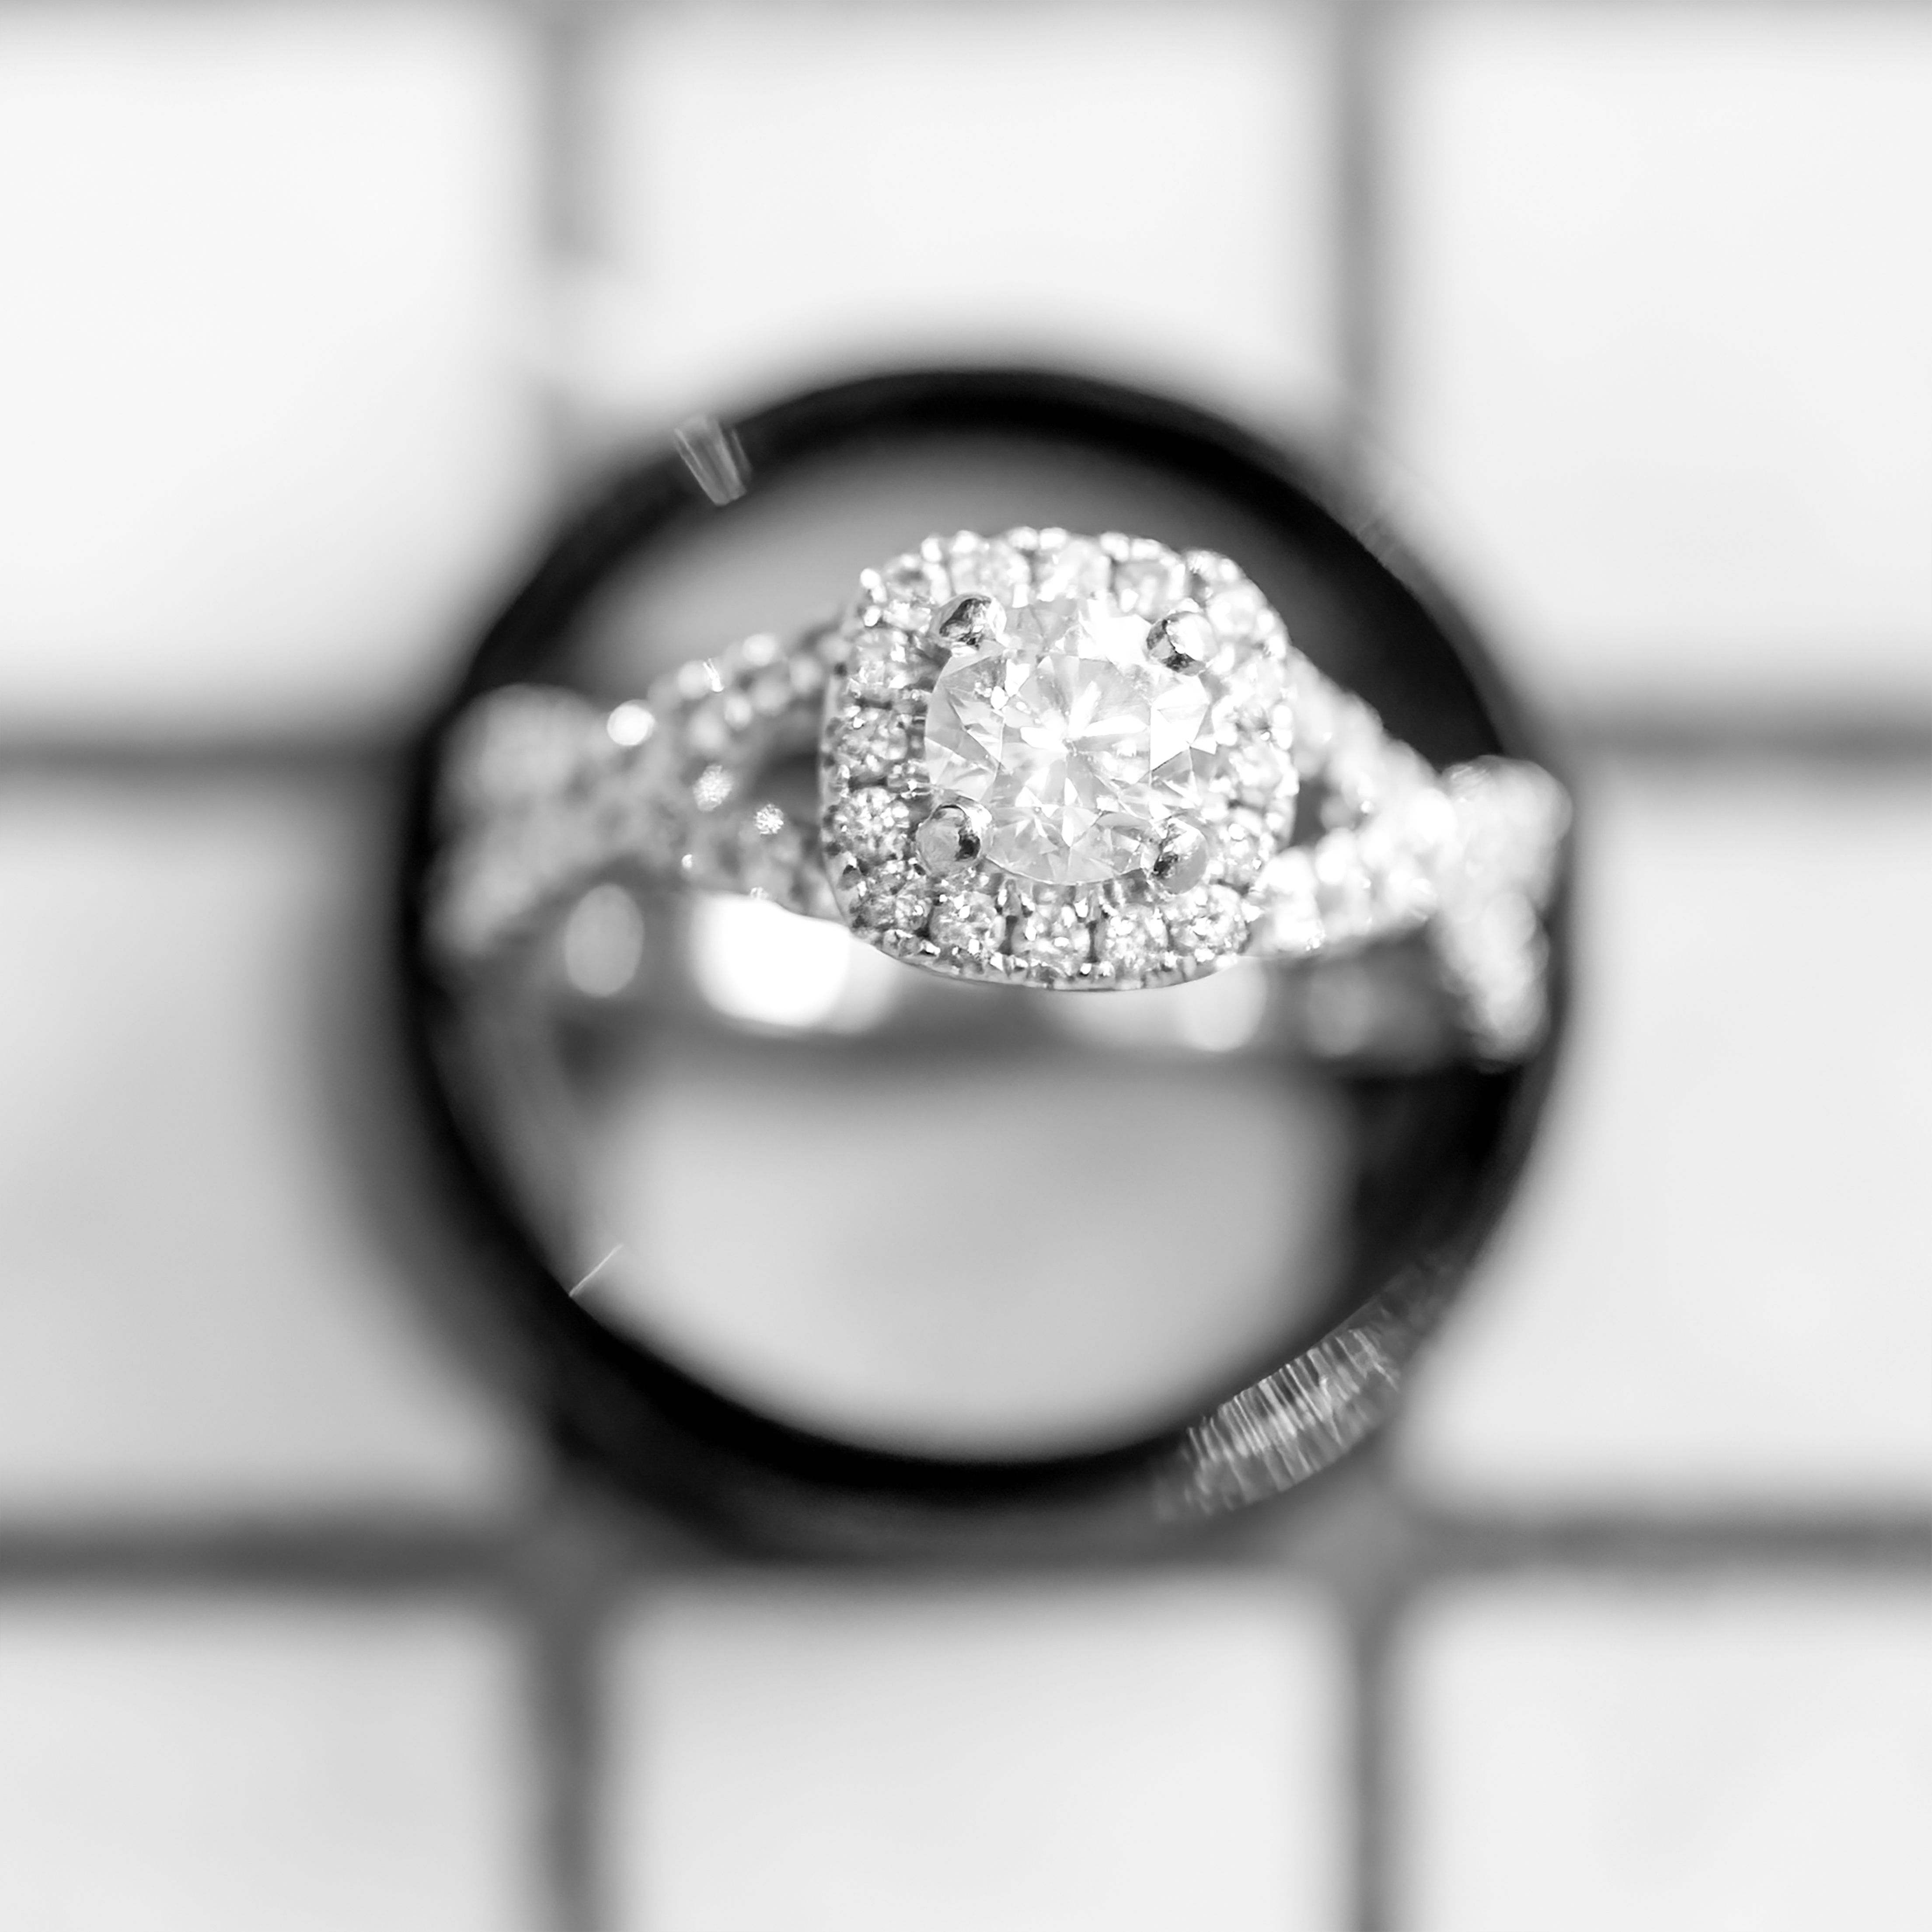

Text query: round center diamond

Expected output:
[924,595,1214,885]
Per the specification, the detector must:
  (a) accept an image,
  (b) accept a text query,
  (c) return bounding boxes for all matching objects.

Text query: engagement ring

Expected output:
[435,528,1568,1061]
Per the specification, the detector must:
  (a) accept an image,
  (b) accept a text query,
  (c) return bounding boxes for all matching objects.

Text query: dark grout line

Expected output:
[525,1594,610,1932]
[0,733,397,786]
[1409,1504,1932,1578]
[1573,708,1932,768]
[1196,1493,1932,1588]
[0,1500,1923,1594]
[532,0,599,270]
[1331,0,1391,478]
[1324,18,1397,1908]
[527,10,617,1918]
[0,1517,511,1595]
[530,0,606,490]
[1248,1454,1416,1932]
[512,1489,636,1932]
[1343,1592,1404,1932]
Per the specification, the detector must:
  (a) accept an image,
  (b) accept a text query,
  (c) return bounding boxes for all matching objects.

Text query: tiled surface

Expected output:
[0,779,529,1512]
[1398,1583,1932,1932]
[0,5,542,729]
[1385,4,1932,706]
[1,3,1927,1931]
[569,4,1340,433]
[0,1601,531,1932]
[1397,763,1932,1505]
[610,1581,1343,1932]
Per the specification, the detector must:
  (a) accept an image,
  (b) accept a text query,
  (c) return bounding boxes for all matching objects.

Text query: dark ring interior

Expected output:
[391,366,1573,1552]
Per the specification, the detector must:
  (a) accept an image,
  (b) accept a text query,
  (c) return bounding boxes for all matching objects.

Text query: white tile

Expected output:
[0,7,541,729]
[1398,765,1932,1505]
[576,4,1338,433]
[610,1579,1343,1932]
[0,783,529,1513]
[1386,7,1932,704]
[1401,1583,1932,1932]
[0,1602,531,1932]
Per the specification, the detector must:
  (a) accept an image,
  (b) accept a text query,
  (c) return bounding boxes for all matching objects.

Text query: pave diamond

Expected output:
[924,596,1216,886]
[829,786,907,865]
[847,627,917,701]
[1017,902,1094,976]
[854,863,931,933]
[829,706,910,777]
[1097,903,1171,976]
[1168,885,1249,959]
[930,888,1005,960]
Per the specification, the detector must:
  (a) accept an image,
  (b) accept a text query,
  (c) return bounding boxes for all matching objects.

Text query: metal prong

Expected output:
[1147,817,1212,896]
[929,593,1005,654]
[1146,603,1214,673]
[915,802,983,876]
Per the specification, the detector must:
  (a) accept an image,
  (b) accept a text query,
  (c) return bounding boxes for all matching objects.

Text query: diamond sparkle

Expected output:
[924,596,1215,886]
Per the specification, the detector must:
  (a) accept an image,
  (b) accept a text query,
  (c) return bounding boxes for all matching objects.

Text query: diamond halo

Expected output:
[820,530,1299,989]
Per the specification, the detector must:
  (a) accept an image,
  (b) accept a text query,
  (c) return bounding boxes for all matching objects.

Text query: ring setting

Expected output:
[434,527,1569,1061]
[829,528,1316,992]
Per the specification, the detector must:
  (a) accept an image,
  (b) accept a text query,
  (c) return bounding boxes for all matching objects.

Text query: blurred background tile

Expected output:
[0,5,542,732]
[0,778,529,1515]
[566,3,1339,436]
[1385,4,1932,709]
[608,1578,1343,1932]
[1398,761,1932,1506]
[0,1601,532,1932]
[1398,1582,1932,1932]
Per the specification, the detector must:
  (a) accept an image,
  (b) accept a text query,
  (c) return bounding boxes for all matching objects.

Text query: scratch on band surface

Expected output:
[567,1245,623,1301]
